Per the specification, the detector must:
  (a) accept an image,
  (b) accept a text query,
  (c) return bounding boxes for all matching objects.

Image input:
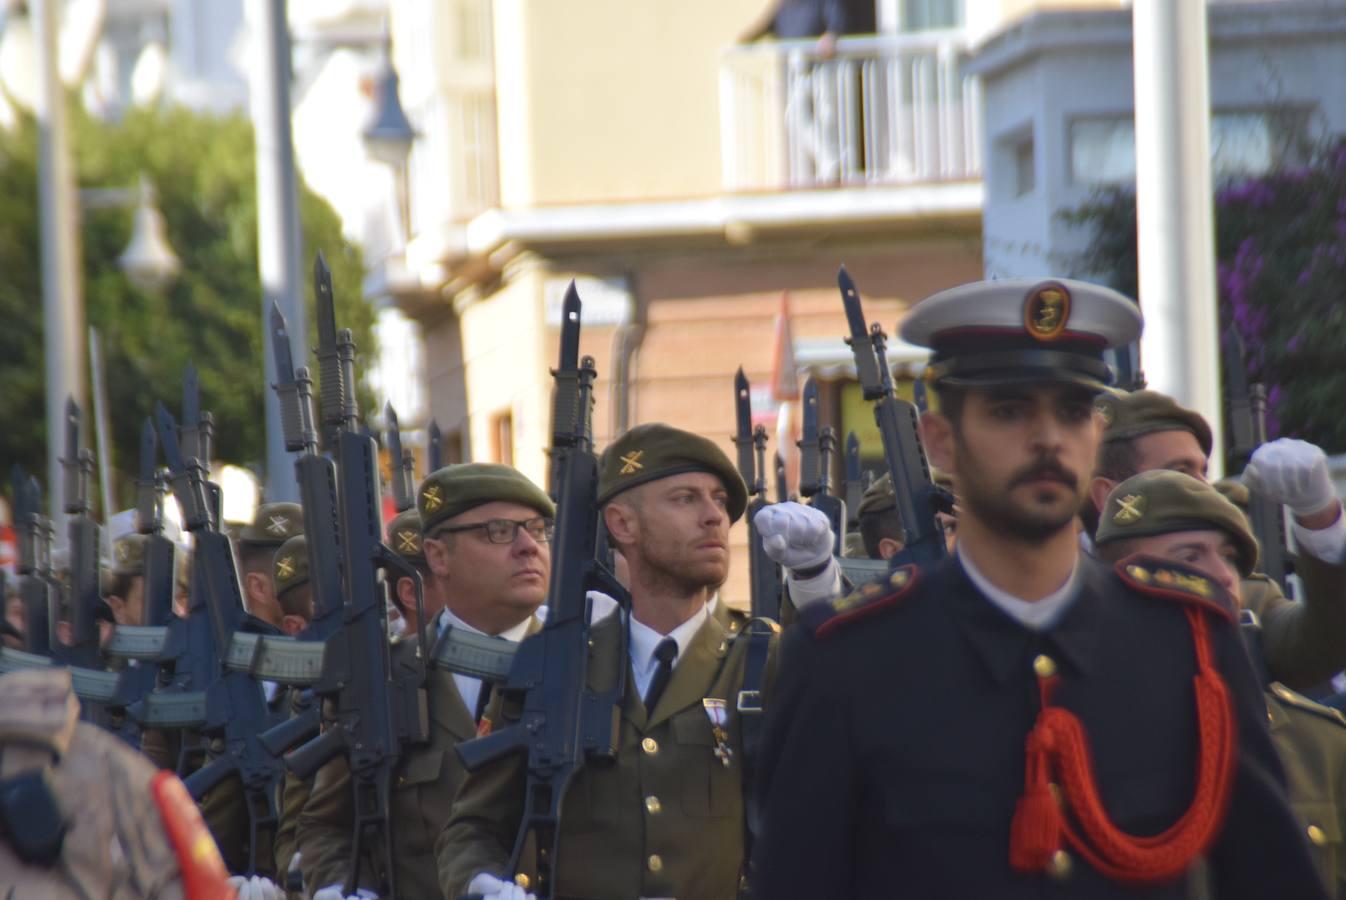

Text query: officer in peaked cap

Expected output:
[752,278,1324,899]
[235,502,304,631]
[1093,469,1346,897]
[1088,387,1346,693]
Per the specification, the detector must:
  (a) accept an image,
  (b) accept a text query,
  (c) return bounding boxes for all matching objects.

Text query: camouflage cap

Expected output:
[417,464,555,534]
[110,534,148,578]
[388,509,425,565]
[1096,390,1213,457]
[237,502,304,548]
[272,535,309,597]
[597,423,748,523]
[856,473,897,519]
[1095,469,1259,576]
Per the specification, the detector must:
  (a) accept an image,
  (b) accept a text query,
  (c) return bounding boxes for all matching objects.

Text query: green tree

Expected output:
[0,104,372,508]
[1061,142,1346,456]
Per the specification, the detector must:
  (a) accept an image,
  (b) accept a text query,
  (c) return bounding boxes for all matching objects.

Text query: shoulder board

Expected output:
[1269,682,1346,728]
[801,565,919,638]
[1114,554,1235,622]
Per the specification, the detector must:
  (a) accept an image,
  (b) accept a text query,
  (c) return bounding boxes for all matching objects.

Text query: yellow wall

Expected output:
[492,0,764,208]
[459,265,551,484]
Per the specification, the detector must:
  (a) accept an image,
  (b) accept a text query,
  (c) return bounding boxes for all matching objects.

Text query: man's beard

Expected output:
[637,537,728,598]
[956,447,1084,545]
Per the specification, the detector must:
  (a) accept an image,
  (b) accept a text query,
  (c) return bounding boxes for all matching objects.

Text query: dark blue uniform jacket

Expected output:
[751,552,1327,899]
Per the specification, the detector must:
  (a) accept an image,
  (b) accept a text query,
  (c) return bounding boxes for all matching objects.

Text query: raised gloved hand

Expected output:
[466,872,537,900]
[1245,438,1340,518]
[753,501,835,572]
[226,875,285,900]
[312,885,379,900]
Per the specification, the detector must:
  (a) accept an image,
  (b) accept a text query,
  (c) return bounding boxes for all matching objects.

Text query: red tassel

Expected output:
[1009,781,1063,872]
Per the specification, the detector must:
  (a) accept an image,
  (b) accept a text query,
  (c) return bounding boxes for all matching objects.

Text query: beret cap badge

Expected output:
[1113,493,1146,525]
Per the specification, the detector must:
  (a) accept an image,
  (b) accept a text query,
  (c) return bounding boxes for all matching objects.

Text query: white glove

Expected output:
[466,872,537,899]
[312,885,379,900]
[753,502,834,571]
[1244,438,1340,517]
[225,876,284,900]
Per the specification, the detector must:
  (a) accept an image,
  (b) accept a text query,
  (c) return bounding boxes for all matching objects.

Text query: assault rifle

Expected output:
[152,402,285,874]
[734,368,784,620]
[12,469,53,655]
[797,377,846,555]
[843,431,865,532]
[774,451,789,504]
[428,419,443,471]
[1225,326,1289,591]
[455,283,628,899]
[839,267,946,567]
[386,403,416,512]
[278,254,429,897]
[57,399,104,673]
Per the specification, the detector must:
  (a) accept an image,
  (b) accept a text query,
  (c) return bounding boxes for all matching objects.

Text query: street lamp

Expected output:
[116,175,180,292]
[362,53,416,171]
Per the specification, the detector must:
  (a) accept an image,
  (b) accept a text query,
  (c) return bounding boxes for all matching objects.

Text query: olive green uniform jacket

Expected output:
[1266,682,1346,898]
[1244,551,1346,690]
[298,618,540,897]
[436,610,779,900]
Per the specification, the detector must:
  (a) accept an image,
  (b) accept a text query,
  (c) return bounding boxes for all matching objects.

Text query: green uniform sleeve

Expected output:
[296,755,368,892]
[1252,554,1346,690]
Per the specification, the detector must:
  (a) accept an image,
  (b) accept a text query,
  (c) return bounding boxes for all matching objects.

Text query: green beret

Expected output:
[1096,390,1213,457]
[857,473,897,519]
[842,532,867,558]
[110,534,147,577]
[388,509,426,565]
[1095,470,1258,576]
[273,535,310,597]
[417,464,555,534]
[597,423,747,523]
[1213,477,1250,514]
[238,502,304,548]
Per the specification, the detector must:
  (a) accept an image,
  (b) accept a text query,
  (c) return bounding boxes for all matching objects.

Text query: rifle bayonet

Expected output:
[428,420,443,472]
[797,378,821,498]
[386,404,415,512]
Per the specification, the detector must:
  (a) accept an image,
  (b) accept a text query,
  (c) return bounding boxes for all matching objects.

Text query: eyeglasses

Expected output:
[432,516,555,545]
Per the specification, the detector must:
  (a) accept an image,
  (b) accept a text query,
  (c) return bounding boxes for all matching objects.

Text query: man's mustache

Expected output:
[1010,459,1078,490]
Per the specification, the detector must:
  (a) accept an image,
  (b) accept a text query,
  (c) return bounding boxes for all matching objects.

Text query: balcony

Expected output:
[719,32,981,193]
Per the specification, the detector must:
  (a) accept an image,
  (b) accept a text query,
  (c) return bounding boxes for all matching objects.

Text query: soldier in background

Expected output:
[234,502,304,631]
[1094,469,1346,898]
[300,463,552,899]
[386,508,430,637]
[1089,390,1346,690]
[0,667,235,899]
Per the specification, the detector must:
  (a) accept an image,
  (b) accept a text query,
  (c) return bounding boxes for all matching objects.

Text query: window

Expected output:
[901,0,964,32]
[1013,136,1036,197]
[491,412,513,466]
[1068,108,1313,186]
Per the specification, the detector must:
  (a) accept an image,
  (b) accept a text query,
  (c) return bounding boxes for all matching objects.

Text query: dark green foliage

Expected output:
[1061,142,1346,455]
[0,104,371,508]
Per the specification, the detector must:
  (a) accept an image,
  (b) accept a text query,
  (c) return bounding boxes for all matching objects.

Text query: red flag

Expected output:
[770,292,799,403]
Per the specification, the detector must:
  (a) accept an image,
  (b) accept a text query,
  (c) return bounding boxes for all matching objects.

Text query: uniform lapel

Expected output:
[645,615,729,730]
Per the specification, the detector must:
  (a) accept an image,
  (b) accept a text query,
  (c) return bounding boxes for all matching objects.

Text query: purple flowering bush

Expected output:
[1062,141,1346,455]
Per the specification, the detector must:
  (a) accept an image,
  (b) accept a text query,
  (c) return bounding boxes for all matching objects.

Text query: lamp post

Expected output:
[362,38,416,243]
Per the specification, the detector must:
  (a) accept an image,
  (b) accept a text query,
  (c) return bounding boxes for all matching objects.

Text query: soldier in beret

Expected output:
[299,463,551,900]
[753,277,1322,898]
[1089,389,1346,691]
[102,533,152,628]
[270,534,315,637]
[1095,469,1346,897]
[234,502,304,632]
[440,422,789,900]
[386,508,430,637]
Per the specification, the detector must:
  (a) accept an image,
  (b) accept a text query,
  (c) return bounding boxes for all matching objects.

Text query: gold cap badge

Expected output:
[1113,493,1146,525]
[1024,283,1071,341]
[619,450,645,475]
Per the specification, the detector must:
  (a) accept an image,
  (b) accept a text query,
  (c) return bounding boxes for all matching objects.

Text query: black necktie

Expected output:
[644,638,678,714]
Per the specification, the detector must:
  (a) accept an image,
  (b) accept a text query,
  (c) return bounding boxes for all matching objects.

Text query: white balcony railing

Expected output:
[719,32,981,192]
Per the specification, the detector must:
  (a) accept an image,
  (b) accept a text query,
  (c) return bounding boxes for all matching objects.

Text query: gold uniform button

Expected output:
[514,875,531,890]
[642,737,659,755]
[1308,825,1328,846]
[648,854,664,873]
[1033,654,1057,679]
[1048,849,1072,880]
[645,795,662,815]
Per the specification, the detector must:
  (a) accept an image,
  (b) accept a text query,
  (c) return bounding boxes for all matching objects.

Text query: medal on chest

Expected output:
[703,698,733,767]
